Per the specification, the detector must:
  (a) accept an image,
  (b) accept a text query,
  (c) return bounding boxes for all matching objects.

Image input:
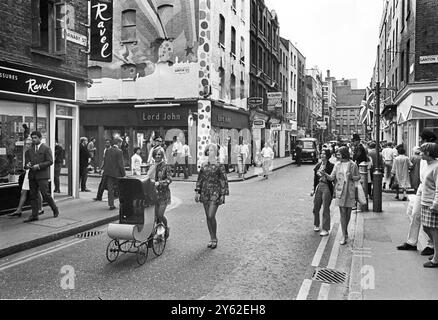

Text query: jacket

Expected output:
[103,146,126,178]
[313,161,335,195]
[329,160,360,208]
[79,144,89,167]
[25,144,53,180]
[420,161,438,209]
[353,143,368,165]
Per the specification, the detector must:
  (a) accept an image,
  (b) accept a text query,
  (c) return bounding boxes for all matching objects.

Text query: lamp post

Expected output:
[373,82,383,213]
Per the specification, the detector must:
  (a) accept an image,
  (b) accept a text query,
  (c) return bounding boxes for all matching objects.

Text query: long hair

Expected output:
[338,146,350,160]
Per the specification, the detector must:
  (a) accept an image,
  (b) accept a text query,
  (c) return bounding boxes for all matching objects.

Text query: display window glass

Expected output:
[0,102,49,185]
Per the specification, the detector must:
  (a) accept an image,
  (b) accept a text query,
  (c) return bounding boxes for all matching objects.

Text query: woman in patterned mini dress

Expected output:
[195,144,229,249]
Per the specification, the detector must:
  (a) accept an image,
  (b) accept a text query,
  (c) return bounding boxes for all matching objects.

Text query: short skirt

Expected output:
[22,170,30,191]
[421,205,438,229]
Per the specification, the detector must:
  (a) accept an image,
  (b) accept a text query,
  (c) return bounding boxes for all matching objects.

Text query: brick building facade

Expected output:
[0,0,89,213]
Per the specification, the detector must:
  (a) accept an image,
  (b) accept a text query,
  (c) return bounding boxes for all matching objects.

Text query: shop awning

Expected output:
[407,106,438,121]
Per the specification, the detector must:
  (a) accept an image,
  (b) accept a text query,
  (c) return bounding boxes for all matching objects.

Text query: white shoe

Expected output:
[320,230,329,237]
[314,226,320,232]
[339,237,347,245]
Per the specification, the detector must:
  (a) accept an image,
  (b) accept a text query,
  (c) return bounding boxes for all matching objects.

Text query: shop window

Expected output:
[31,0,66,54]
[121,9,137,43]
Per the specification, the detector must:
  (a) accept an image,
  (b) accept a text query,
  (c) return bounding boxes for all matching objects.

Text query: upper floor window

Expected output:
[31,0,66,54]
[219,15,226,47]
[240,79,245,100]
[230,74,237,100]
[231,27,237,55]
[121,10,137,43]
[240,36,245,63]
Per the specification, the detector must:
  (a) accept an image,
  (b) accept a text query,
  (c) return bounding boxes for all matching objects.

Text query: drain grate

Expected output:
[75,230,104,239]
[312,268,347,284]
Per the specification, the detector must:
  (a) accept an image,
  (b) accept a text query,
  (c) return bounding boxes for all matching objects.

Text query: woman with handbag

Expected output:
[195,144,229,249]
[324,146,360,245]
[260,142,274,180]
[311,149,334,237]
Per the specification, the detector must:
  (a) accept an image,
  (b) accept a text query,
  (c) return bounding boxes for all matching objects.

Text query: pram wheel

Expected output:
[152,227,167,257]
[136,242,148,266]
[106,239,120,263]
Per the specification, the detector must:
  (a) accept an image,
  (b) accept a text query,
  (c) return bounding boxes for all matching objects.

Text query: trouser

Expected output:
[384,161,392,185]
[407,191,434,248]
[29,177,58,217]
[185,156,191,177]
[106,176,119,207]
[79,165,88,191]
[90,156,98,172]
[313,183,332,231]
[296,155,301,166]
[54,163,61,191]
[96,175,108,200]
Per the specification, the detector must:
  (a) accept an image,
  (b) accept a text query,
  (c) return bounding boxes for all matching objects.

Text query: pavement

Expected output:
[0,157,293,260]
[346,192,438,300]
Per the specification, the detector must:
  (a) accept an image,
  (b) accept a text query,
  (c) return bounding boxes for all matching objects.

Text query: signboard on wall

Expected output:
[0,65,76,102]
[270,124,281,131]
[65,29,87,47]
[253,120,265,129]
[248,97,264,109]
[420,55,438,64]
[267,92,282,111]
[90,0,113,62]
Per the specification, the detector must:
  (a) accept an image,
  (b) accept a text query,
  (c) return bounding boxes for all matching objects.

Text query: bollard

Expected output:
[359,162,369,212]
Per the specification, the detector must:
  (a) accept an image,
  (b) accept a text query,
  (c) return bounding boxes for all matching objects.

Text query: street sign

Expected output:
[248,97,264,107]
[65,29,88,47]
[420,55,438,64]
[270,124,281,131]
[285,112,296,121]
[267,92,282,111]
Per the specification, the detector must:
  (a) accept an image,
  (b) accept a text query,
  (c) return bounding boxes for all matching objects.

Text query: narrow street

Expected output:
[0,165,330,300]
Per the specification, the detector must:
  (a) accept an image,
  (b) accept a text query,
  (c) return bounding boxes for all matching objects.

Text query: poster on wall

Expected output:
[90,0,113,62]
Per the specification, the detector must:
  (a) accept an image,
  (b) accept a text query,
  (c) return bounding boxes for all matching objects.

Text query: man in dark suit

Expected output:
[103,138,126,210]
[23,131,59,223]
[352,133,367,165]
[79,137,91,192]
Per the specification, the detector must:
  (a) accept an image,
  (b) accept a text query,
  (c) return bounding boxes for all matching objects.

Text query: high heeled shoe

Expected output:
[7,212,22,218]
[210,240,218,249]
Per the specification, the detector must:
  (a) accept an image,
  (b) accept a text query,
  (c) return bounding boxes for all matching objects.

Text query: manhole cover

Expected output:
[75,230,104,239]
[312,268,347,284]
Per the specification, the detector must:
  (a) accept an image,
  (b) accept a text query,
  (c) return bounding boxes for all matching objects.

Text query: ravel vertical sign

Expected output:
[90,0,113,62]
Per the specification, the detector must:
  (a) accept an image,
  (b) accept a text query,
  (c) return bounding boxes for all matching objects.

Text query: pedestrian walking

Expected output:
[311,149,334,237]
[260,142,274,179]
[391,146,412,201]
[23,131,59,223]
[171,136,184,178]
[87,137,98,173]
[382,142,397,190]
[148,147,172,239]
[195,144,229,249]
[182,142,191,178]
[418,143,438,268]
[410,147,422,193]
[54,141,64,193]
[235,137,246,180]
[8,138,43,218]
[295,142,302,167]
[79,137,90,192]
[103,138,126,210]
[352,134,367,165]
[131,147,143,176]
[147,136,168,165]
[397,130,437,256]
[324,146,360,245]
[94,139,112,202]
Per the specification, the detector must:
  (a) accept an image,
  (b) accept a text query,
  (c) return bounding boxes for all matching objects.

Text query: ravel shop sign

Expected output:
[267,92,282,111]
[0,66,76,102]
[90,0,113,62]
[212,106,249,129]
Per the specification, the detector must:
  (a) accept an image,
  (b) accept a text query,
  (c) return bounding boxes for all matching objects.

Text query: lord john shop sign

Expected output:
[0,66,76,102]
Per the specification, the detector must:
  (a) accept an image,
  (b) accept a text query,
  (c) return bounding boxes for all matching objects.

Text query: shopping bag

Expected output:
[356,183,367,206]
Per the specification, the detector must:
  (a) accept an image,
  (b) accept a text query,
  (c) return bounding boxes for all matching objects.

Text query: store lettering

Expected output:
[92,3,111,59]
[425,96,438,107]
[143,113,182,121]
[25,78,53,94]
[217,115,232,123]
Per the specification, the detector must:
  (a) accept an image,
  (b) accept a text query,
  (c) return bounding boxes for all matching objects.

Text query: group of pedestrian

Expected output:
[8,131,60,222]
[396,130,438,268]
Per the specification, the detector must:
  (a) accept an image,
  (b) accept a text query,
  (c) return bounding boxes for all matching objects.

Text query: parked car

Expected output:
[293,138,320,164]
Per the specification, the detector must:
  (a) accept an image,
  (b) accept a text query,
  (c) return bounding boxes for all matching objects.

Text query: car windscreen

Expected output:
[302,141,314,149]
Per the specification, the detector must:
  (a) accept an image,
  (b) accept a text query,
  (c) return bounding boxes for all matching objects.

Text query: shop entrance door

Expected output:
[55,118,73,198]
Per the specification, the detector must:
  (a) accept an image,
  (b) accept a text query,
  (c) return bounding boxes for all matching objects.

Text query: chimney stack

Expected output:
[327,70,330,79]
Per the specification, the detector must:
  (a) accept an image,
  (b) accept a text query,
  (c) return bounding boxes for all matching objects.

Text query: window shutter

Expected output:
[31,0,41,47]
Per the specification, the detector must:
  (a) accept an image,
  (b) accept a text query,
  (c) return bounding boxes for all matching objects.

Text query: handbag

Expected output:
[390,176,399,190]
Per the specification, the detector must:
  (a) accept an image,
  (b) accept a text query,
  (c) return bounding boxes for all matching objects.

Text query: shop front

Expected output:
[396,84,438,157]
[0,62,81,214]
[81,100,250,172]
[250,111,270,162]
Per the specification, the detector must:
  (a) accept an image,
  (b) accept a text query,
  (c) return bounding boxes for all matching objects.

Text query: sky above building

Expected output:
[265,0,386,89]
